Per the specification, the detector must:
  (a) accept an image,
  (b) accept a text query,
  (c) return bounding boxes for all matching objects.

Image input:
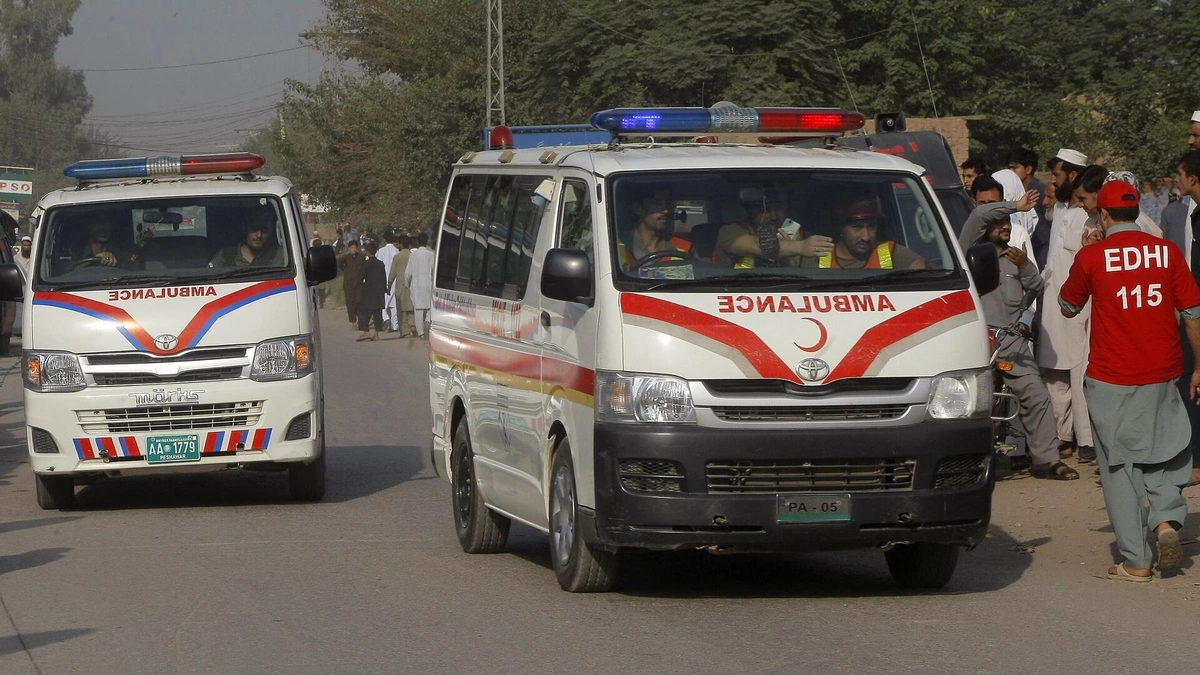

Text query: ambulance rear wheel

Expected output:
[549,442,619,592]
[452,421,510,553]
[35,474,75,510]
[288,450,326,501]
[885,542,960,589]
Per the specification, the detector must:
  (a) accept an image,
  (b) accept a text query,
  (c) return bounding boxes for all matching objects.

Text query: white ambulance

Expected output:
[0,153,337,509]
[427,106,1003,592]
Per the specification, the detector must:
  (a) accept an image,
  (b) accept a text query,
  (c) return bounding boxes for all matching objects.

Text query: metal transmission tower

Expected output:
[486,0,506,127]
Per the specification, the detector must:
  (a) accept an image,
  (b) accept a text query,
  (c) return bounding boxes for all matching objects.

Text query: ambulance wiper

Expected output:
[644,273,809,291]
[49,275,177,291]
[801,268,956,290]
[208,265,290,281]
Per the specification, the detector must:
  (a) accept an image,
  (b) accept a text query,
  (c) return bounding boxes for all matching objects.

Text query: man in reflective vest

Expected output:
[617,186,693,271]
[812,191,926,270]
[714,187,833,269]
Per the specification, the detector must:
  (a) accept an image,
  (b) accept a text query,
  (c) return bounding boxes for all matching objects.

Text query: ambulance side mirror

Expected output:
[541,248,593,306]
[305,245,337,285]
[0,264,22,301]
[966,243,999,296]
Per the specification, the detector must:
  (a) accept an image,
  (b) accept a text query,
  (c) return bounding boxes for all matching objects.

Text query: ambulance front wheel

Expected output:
[884,542,960,589]
[288,447,326,501]
[35,473,75,510]
[549,441,619,593]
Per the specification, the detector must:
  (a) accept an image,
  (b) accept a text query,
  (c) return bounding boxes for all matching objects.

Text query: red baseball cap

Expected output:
[1097,180,1140,210]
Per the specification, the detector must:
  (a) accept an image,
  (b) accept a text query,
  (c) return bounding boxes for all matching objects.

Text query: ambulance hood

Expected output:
[619,288,987,383]
[30,278,300,355]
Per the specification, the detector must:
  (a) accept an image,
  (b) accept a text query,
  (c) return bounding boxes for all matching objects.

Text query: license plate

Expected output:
[145,435,201,464]
[777,494,851,524]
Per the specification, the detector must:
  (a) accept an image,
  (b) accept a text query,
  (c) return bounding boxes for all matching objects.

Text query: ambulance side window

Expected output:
[436,175,472,290]
[558,179,594,265]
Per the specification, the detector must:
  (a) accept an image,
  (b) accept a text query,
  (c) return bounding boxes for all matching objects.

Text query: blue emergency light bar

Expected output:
[589,105,866,136]
[63,153,265,181]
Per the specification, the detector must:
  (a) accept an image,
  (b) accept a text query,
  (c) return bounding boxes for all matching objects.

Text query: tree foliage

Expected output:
[0,0,116,211]
[270,0,1199,229]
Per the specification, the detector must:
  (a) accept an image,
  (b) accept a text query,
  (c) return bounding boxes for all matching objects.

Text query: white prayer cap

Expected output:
[1055,148,1088,166]
[1192,110,1200,123]
[20,235,30,242]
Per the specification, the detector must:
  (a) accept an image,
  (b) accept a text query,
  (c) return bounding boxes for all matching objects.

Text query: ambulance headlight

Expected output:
[597,372,696,424]
[251,335,314,381]
[927,369,992,419]
[23,351,85,392]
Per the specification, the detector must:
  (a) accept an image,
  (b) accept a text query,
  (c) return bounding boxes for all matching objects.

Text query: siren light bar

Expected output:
[589,105,866,137]
[63,152,266,181]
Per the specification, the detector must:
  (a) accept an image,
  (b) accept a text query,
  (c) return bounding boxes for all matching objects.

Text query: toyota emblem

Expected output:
[796,358,830,382]
[154,334,179,351]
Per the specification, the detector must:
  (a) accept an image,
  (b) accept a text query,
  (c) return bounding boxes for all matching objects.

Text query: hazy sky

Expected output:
[56,0,328,156]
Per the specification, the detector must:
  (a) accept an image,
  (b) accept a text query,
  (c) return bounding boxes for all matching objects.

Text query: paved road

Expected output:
[1,310,1198,674]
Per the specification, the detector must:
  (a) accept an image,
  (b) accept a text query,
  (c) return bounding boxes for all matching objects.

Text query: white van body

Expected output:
[429,138,996,591]
[16,167,329,509]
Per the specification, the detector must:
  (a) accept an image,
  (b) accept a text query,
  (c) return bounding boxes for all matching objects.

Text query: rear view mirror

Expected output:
[541,248,592,305]
[966,243,999,296]
[0,264,23,301]
[142,209,183,225]
[306,245,337,285]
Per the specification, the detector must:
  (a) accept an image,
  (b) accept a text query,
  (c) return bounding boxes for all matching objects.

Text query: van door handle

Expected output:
[540,311,551,328]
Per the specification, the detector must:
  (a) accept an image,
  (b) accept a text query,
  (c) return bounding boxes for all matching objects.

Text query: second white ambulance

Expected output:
[427,106,1002,592]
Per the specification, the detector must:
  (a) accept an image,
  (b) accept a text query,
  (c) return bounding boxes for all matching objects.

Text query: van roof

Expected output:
[458,142,926,176]
[37,174,295,210]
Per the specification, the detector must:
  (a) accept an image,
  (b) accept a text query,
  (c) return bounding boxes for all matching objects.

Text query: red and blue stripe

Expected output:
[33,279,296,355]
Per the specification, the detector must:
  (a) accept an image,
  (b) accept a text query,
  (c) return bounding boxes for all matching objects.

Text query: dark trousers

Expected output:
[358,308,384,332]
[1177,321,1200,467]
[345,289,360,323]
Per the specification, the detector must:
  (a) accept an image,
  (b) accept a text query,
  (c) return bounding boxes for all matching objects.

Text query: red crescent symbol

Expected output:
[794,317,828,352]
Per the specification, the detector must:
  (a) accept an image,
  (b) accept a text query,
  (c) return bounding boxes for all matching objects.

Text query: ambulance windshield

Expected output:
[609,170,963,291]
[34,196,294,289]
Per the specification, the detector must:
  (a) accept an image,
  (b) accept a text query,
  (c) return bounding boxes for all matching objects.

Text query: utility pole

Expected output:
[486,0,505,127]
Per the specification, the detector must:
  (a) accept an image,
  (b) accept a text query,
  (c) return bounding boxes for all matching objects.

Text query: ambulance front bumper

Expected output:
[24,376,320,476]
[586,420,994,551]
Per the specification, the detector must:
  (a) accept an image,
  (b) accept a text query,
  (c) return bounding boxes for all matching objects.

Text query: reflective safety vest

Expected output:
[818,242,895,269]
[618,235,693,265]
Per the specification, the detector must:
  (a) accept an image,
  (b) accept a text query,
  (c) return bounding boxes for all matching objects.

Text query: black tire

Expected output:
[549,441,619,592]
[885,542,960,589]
[288,450,326,501]
[35,474,75,510]
[451,421,510,553]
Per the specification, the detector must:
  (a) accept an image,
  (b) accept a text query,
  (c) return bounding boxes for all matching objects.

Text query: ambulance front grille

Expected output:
[711,404,909,422]
[92,366,245,386]
[77,402,264,434]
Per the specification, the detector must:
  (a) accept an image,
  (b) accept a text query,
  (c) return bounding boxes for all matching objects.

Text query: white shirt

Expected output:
[376,243,399,295]
[405,247,435,310]
[1037,207,1090,369]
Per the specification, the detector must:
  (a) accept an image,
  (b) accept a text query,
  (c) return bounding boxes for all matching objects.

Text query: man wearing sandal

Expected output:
[1059,179,1200,581]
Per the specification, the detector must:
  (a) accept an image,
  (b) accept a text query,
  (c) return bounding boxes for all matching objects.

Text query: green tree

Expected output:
[0,0,112,211]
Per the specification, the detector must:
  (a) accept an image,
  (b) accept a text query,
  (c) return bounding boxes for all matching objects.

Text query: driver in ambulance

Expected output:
[70,215,137,270]
[617,186,692,271]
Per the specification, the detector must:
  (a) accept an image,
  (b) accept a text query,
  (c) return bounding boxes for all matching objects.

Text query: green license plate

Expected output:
[777,494,851,524]
[145,435,201,464]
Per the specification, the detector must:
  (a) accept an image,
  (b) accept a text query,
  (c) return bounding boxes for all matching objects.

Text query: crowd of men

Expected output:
[958,110,1200,580]
[330,230,434,342]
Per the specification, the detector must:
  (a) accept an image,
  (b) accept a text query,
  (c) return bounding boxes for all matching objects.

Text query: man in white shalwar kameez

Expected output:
[375,232,400,331]
[405,233,435,340]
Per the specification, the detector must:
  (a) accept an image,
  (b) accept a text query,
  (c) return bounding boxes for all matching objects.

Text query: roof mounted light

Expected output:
[63,152,266,181]
[589,104,865,138]
[488,126,515,150]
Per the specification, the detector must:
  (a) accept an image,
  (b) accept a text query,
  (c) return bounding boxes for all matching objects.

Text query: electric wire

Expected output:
[80,45,306,73]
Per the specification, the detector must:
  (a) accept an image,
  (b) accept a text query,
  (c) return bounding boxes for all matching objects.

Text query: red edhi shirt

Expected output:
[1060,226,1200,385]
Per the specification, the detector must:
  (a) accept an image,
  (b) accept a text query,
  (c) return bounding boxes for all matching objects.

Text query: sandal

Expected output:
[1058,440,1076,459]
[1076,445,1096,464]
[1031,460,1079,480]
[1107,563,1153,582]
[1157,528,1184,572]
[1186,469,1200,489]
